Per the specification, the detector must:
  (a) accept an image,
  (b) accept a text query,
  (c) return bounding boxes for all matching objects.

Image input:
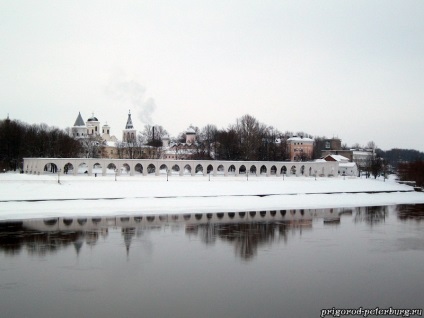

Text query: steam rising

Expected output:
[106,77,156,125]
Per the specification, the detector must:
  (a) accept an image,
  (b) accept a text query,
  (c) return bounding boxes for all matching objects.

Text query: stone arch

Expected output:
[122,163,130,175]
[78,162,88,175]
[195,164,203,174]
[107,163,116,175]
[239,165,247,174]
[159,164,168,174]
[260,165,267,175]
[43,162,58,174]
[207,164,213,174]
[184,164,192,175]
[63,162,73,175]
[291,165,296,175]
[250,165,257,174]
[147,164,156,175]
[135,163,143,174]
[228,165,236,175]
[301,165,305,175]
[93,162,102,175]
[281,165,287,175]
[171,164,180,174]
[217,165,225,175]
[270,165,277,175]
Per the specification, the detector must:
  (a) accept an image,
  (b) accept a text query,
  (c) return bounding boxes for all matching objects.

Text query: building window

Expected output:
[325,141,330,149]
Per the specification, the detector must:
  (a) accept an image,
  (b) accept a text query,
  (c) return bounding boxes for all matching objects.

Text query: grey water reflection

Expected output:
[1,205,424,318]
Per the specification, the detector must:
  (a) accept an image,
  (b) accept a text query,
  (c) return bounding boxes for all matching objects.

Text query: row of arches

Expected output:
[39,162,329,177]
[24,158,339,178]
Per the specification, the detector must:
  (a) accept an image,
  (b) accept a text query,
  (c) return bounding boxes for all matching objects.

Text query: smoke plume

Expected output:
[106,76,156,125]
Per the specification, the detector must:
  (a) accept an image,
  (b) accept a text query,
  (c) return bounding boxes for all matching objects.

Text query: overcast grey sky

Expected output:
[1,0,423,150]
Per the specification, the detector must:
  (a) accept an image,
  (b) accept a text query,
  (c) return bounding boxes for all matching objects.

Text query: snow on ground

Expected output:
[1,172,423,220]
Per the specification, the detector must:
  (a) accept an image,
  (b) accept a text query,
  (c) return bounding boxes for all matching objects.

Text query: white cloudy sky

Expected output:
[1,1,423,150]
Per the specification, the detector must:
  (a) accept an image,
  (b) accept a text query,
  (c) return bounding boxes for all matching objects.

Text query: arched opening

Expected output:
[159,164,168,175]
[64,163,73,174]
[43,163,58,174]
[250,165,257,174]
[228,165,236,175]
[291,165,296,175]
[309,167,312,176]
[77,218,87,226]
[184,164,192,175]
[147,164,156,175]
[121,163,130,175]
[239,165,246,174]
[63,218,73,226]
[195,164,203,174]
[207,164,213,174]
[135,163,143,174]
[93,163,102,175]
[301,165,305,175]
[217,165,225,175]
[107,163,116,175]
[43,218,57,226]
[77,162,88,175]
[270,165,277,175]
[172,164,180,175]
[92,218,101,224]
[281,166,287,175]
[260,165,267,175]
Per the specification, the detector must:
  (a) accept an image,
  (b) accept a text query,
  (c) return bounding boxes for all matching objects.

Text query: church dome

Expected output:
[186,127,196,134]
[87,116,99,122]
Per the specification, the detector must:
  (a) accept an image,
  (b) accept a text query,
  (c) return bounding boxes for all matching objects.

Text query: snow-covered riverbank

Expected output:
[1,172,423,220]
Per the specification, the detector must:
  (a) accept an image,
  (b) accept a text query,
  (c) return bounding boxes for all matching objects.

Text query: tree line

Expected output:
[0,117,81,171]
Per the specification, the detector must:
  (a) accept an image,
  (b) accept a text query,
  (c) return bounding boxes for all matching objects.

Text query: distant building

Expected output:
[287,136,314,161]
[321,149,374,174]
[162,127,199,160]
[320,154,358,176]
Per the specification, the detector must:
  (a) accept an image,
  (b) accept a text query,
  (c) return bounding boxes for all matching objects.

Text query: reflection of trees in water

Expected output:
[0,221,102,256]
[396,204,424,222]
[354,206,387,225]
[189,221,309,260]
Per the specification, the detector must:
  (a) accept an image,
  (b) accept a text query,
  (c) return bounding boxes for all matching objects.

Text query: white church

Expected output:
[70,111,196,159]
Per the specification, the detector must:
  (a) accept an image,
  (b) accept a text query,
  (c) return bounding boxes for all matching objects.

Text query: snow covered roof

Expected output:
[186,127,196,134]
[324,154,350,162]
[287,136,314,142]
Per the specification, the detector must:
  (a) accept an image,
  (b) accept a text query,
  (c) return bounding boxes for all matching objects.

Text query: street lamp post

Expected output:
[57,168,61,184]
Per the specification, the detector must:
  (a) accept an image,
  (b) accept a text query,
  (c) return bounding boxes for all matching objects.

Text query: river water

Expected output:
[1,205,423,318]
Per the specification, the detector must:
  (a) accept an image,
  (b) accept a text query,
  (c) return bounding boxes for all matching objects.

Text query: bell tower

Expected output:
[122,110,136,143]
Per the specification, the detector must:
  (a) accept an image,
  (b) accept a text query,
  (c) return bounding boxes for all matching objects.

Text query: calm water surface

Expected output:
[1,205,423,318]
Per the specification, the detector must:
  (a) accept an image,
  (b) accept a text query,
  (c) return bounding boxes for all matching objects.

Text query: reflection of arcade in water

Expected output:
[0,208,348,260]
[4,206,406,260]
[18,208,346,232]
